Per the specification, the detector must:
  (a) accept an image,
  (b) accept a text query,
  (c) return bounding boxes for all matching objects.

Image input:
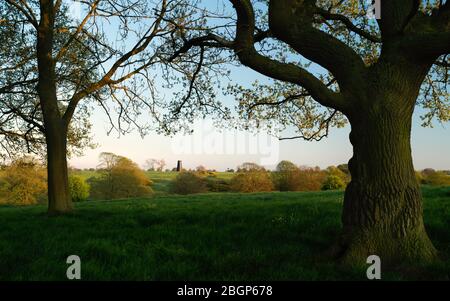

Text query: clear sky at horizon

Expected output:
[68,112,450,171]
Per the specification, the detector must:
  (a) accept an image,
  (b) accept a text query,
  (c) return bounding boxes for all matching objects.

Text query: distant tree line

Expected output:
[169,161,351,195]
[0,152,153,205]
[1,157,449,205]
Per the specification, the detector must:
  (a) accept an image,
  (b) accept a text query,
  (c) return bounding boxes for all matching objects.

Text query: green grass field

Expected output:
[0,185,449,281]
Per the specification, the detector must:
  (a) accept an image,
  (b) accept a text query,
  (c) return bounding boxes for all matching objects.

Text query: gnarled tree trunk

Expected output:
[338,75,437,265]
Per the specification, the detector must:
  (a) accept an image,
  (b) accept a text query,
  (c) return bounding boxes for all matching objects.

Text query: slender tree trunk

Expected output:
[46,121,72,215]
[337,92,437,265]
[37,0,73,215]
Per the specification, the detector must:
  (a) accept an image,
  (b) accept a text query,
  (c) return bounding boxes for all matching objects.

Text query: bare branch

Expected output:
[63,0,168,127]
[317,8,381,43]
[5,0,38,29]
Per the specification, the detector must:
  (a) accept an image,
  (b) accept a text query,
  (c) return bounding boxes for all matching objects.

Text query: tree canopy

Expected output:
[165,0,449,138]
[0,0,197,213]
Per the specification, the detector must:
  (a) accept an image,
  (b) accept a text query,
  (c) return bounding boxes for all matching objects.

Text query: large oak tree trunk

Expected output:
[338,95,437,265]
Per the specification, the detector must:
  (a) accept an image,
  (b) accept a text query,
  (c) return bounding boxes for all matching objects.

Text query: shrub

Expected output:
[422,168,436,177]
[89,153,153,200]
[422,172,450,186]
[68,175,90,202]
[326,166,350,184]
[0,157,47,205]
[273,163,298,191]
[286,167,327,191]
[321,175,346,190]
[230,170,274,193]
[300,167,327,191]
[337,164,350,176]
[196,165,208,174]
[170,172,208,194]
[273,165,326,192]
[415,171,424,184]
[206,176,230,192]
[236,162,265,172]
[276,160,298,172]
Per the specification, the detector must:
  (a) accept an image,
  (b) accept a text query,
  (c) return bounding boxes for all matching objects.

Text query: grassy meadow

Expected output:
[0,181,449,281]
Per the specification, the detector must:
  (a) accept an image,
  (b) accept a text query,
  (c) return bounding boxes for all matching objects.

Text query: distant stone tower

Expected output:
[176,160,182,172]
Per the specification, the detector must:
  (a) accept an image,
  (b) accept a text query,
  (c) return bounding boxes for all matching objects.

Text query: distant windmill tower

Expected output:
[176,160,183,172]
